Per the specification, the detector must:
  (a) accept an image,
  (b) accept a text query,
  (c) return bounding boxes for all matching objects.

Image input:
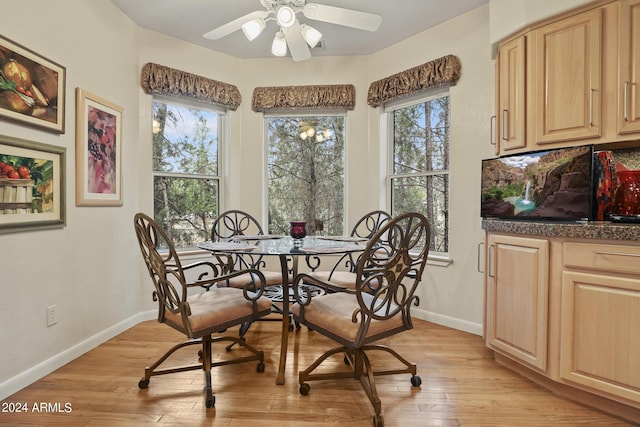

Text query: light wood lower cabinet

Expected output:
[485,233,640,415]
[485,234,549,372]
[560,242,640,406]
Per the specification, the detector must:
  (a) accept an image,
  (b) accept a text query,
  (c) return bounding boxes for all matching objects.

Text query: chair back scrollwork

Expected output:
[211,210,265,240]
[134,213,186,320]
[134,213,234,324]
[211,210,267,270]
[352,210,391,240]
[354,212,430,330]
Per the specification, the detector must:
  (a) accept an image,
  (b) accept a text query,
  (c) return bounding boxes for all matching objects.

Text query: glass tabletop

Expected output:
[198,236,366,256]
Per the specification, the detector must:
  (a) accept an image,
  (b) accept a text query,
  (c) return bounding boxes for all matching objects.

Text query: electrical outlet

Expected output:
[47,305,57,327]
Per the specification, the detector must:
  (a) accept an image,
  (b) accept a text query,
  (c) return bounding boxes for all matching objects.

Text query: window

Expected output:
[266,114,345,236]
[152,97,223,249]
[387,90,450,254]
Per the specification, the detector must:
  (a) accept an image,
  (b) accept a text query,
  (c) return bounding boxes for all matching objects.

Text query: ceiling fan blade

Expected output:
[302,3,382,32]
[283,22,311,62]
[203,10,269,40]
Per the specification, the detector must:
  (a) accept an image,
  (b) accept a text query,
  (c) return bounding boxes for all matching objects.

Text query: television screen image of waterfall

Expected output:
[481,145,594,221]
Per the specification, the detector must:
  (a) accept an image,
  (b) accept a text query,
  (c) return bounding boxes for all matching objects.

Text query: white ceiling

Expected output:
[110,0,489,60]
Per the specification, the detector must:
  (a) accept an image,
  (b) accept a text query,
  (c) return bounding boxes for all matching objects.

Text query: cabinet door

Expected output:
[560,271,640,404]
[497,35,527,152]
[486,234,549,371]
[618,0,640,134]
[534,8,602,144]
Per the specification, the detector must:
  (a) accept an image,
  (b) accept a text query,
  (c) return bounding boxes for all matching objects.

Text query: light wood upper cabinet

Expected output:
[486,234,549,372]
[618,0,640,134]
[497,36,527,153]
[533,8,603,144]
[493,0,640,153]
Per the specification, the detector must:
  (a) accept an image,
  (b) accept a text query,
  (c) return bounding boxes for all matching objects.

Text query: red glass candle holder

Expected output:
[289,221,307,239]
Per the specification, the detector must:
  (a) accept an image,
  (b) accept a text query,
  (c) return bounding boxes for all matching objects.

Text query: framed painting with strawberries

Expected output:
[75,88,123,207]
[0,35,66,134]
[0,134,66,233]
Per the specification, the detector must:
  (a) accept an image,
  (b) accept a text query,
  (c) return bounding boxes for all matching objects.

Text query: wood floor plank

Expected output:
[0,319,636,426]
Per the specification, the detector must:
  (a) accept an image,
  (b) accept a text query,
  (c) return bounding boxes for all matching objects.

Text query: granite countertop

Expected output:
[482,219,640,241]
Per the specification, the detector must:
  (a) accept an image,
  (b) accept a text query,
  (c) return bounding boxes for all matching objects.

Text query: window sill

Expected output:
[179,248,211,258]
[427,254,453,267]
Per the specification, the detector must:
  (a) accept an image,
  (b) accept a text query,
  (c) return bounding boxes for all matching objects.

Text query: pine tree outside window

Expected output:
[265,114,345,236]
[387,89,450,254]
[152,97,223,249]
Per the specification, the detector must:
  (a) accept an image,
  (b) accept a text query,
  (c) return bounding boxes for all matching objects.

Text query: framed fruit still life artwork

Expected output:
[0,134,66,234]
[75,88,123,207]
[0,35,66,133]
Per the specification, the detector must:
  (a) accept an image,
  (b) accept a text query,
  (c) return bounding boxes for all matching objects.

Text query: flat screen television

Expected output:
[481,145,594,221]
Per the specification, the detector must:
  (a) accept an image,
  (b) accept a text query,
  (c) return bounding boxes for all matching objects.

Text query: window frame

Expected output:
[384,87,452,262]
[151,95,227,251]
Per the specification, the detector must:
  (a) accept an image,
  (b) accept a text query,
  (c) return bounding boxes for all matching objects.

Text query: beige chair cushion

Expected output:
[165,287,272,337]
[216,270,286,288]
[291,292,404,344]
[307,271,357,290]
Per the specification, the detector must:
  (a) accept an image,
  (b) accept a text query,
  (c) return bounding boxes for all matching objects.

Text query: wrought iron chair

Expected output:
[305,210,391,292]
[211,209,290,288]
[211,209,298,336]
[291,212,430,427]
[134,212,272,408]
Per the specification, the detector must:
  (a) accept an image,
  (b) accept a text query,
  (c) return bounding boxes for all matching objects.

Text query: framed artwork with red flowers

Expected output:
[75,88,123,207]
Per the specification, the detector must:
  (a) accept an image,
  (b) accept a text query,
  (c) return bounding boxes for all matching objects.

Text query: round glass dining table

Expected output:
[199,235,366,385]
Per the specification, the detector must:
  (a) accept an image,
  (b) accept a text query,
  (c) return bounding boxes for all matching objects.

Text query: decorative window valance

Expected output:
[251,84,355,112]
[367,55,461,108]
[140,63,241,110]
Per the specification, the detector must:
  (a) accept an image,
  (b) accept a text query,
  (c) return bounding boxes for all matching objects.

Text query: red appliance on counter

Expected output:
[612,170,640,219]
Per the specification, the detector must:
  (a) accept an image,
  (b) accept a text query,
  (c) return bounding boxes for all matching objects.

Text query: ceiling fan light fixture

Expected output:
[300,24,322,48]
[271,31,287,57]
[276,5,296,28]
[241,18,265,41]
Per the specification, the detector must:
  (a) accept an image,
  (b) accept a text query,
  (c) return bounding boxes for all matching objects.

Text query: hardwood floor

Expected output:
[0,318,635,426]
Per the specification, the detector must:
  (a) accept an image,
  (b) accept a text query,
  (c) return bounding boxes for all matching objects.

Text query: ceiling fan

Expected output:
[202,0,382,62]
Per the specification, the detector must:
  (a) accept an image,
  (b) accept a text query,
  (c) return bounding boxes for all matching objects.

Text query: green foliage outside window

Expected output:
[152,99,221,249]
[390,93,450,253]
[266,115,345,236]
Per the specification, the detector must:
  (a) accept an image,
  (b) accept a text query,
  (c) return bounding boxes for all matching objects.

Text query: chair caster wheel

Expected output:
[373,414,384,427]
[205,395,215,408]
[299,383,310,395]
[256,362,265,373]
[138,378,149,389]
[410,375,422,387]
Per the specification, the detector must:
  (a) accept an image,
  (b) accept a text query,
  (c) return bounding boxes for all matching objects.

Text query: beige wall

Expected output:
[0,0,144,399]
[0,0,585,400]
[367,6,495,331]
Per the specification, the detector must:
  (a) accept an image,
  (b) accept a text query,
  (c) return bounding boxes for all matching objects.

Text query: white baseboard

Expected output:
[0,310,156,401]
[412,307,483,336]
